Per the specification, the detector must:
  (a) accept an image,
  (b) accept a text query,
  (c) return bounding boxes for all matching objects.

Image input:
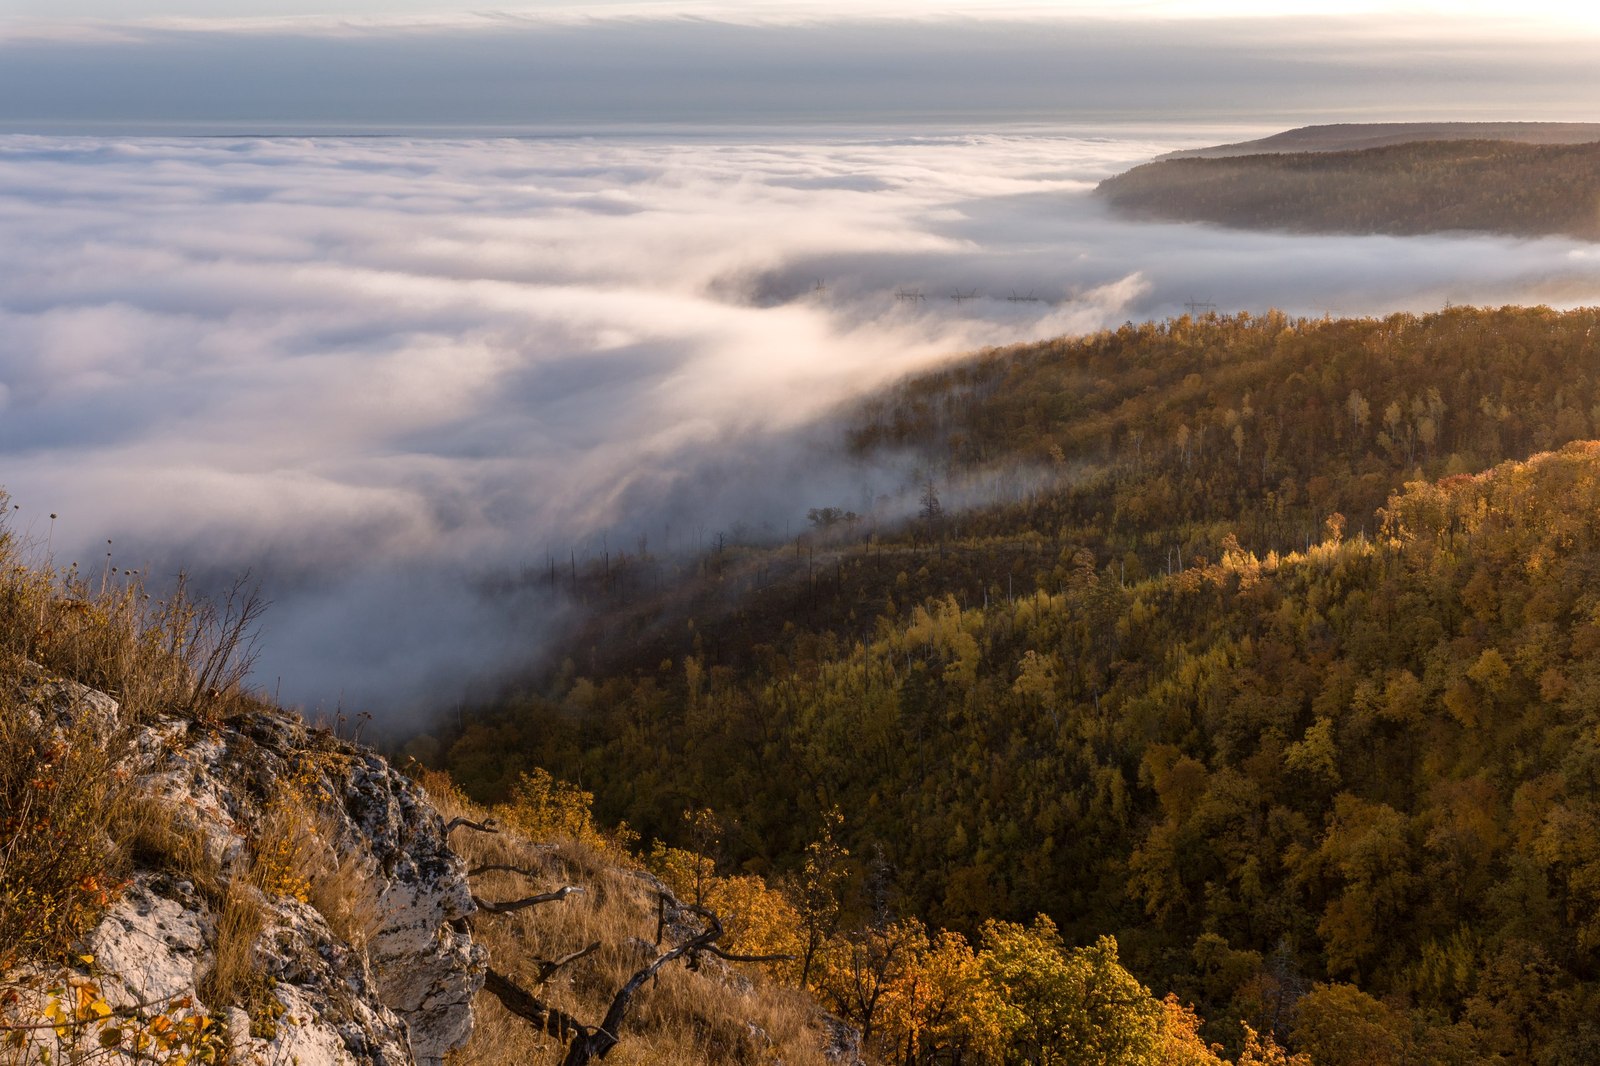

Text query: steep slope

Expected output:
[437,307,1600,1061]
[491,306,1600,694]
[456,440,1600,1061]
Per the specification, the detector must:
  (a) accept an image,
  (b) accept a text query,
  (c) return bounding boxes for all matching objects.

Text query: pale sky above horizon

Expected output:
[3,1,1598,28]
[4,4,1599,130]
[0,2,1596,133]
[6,1,1600,39]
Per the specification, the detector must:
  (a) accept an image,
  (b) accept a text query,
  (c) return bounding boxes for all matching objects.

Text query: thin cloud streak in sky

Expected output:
[4,130,1600,716]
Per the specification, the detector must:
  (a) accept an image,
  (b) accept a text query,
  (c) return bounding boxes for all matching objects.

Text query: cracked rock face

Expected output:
[17,676,485,1066]
[336,751,484,1061]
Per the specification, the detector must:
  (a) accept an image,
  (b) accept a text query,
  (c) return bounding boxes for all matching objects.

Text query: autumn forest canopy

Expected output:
[407,301,1600,1063]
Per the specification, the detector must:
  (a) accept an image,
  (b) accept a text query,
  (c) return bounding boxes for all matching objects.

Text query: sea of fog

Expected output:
[4,126,1600,720]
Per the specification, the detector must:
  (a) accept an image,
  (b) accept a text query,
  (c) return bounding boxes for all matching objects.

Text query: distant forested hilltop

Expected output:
[1097,138,1600,240]
[1160,121,1600,160]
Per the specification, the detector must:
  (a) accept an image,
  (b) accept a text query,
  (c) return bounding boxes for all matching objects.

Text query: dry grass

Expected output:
[198,878,267,1019]
[0,688,126,967]
[197,767,384,1037]
[107,790,224,900]
[420,771,833,1066]
[0,498,267,974]
[302,810,384,954]
[0,522,262,728]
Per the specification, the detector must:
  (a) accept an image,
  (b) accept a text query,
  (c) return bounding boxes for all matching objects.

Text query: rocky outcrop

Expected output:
[10,672,485,1066]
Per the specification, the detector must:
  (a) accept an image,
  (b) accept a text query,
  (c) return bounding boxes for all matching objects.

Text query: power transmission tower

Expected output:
[1184,297,1217,315]
[949,289,978,304]
[1007,290,1039,303]
[895,289,925,303]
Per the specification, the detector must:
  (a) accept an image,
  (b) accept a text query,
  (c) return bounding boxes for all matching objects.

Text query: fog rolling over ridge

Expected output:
[5,129,1600,722]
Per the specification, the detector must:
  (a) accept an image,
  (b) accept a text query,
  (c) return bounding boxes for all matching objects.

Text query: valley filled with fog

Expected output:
[4,126,1599,716]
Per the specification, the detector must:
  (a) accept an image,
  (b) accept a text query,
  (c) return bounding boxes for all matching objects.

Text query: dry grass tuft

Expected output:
[198,877,267,1019]
[0,495,270,976]
[0,690,126,968]
[0,513,263,728]
[302,812,384,953]
[107,791,224,901]
[197,767,383,1033]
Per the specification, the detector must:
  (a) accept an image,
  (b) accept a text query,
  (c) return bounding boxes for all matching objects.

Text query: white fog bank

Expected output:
[3,129,1599,715]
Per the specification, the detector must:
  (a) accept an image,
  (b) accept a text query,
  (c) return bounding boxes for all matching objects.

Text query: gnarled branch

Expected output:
[486,896,791,1066]
[444,815,499,836]
[473,885,584,914]
[704,946,797,965]
[560,906,726,1066]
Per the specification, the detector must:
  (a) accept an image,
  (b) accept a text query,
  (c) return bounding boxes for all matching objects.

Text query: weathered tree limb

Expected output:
[482,968,587,1042]
[486,893,791,1065]
[444,816,499,836]
[473,885,584,914]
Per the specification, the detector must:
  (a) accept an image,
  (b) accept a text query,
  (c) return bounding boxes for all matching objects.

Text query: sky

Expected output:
[2,3,1599,720]
[7,1,1600,23]
[4,3,1600,129]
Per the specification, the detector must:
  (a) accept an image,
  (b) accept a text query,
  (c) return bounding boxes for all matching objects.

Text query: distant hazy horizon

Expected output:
[3,7,1599,132]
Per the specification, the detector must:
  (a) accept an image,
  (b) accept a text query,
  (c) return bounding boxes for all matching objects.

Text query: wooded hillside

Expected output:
[431,305,1600,1062]
[1097,139,1600,240]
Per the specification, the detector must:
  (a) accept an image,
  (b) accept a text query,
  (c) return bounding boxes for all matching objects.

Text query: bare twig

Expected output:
[185,575,267,714]
[535,942,602,984]
[704,946,797,964]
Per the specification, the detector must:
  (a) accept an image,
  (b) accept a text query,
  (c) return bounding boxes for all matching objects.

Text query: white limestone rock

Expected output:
[86,877,209,1009]
[6,673,486,1066]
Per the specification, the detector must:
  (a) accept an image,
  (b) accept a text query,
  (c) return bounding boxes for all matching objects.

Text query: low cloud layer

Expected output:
[3,129,1599,717]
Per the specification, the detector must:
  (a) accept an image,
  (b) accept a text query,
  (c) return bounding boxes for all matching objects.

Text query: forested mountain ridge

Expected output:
[524,306,1600,689]
[1096,139,1600,240]
[1158,121,1600,159]
[434,306,1600,1062]
[846,305,1600,555]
